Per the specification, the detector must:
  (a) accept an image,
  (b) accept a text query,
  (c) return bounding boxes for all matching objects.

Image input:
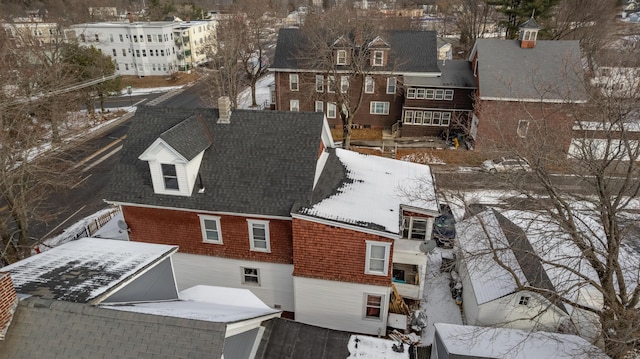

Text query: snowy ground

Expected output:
[237,73,274,109]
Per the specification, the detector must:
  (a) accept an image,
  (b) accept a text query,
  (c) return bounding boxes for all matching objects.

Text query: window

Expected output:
[125,63,129,70]
[289,74,299,91]
[95,34,99,42]
[416,88,426,99]
[242,267,260,285]
[407,88,416,99]
[160,49,165,56]
[386,77,396,94]
[435,89,444,100]
[134,35,138,42]
[157,34,163,42]
[337,49,347,65]
[109,34,114,42]
[365,76,374,94]
[327,102,337,118]
[112,49,117,56]
[414,111,423,124]
[142,49,147,57]
[150,50,154,57]
[315,101,323,112]
[402,216,427,240]
[161,164,179,190]
[366,241,390,275]
[147,34,152,42]
[441,112,451,126]
[403,110,414,124]
[444,89,454,100]
[340,76,349,93]
[327,76,335,93]
[135,49,140,57]
[152,64,156,71]
[199,215,222,244]
[432,112,442,125]
[519,296,530,306]
[370,102,389,115]
[248,220,270,252]
[517,120,530,138]
[122,48,126,56]
[290,99,299,112]
[372,51,384,66]
[315,75,324,92]
[156,49,159,56]
[364,294,383,320]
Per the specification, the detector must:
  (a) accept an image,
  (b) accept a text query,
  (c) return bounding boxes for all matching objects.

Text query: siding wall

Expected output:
[293,276,390,335]
[171,252,295,311]
[123,206,294,264]
[292,218,393,286]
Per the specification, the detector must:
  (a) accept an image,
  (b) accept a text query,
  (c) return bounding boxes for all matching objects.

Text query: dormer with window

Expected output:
[138,115,213,196]
[368,36,390,67]
[332,36,352,66]
[518,17,540,49]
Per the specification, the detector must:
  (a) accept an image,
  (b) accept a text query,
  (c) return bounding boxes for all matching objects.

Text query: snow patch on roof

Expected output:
[347,335,410,359]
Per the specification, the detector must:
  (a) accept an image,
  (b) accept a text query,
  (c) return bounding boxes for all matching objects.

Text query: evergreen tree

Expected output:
[487,0,560,38]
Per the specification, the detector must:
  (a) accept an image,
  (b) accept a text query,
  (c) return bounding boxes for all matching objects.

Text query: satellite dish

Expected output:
[117,220,129,231]
[420,240,437,253]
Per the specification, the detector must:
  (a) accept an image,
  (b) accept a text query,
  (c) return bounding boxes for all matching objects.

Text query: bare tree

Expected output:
[455,0,498,57]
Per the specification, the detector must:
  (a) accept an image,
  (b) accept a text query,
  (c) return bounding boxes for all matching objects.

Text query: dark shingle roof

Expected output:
[0,298,225,359]
[159,114,213,161]
[106,106,324,217]
[271,28,440,74]
[255,318,351,359]
[404,59,476,88]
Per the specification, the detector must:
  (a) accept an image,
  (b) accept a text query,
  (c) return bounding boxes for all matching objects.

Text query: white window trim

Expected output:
[327,102,337,118]
[340,76,349,93]
[315,100,323,112]
[363,293,385,321]
[289,74,299,91]
[337,49,347,65]
[198,215,222,244]
[369,101,389,115]
[315,75,324,92]
[407,88,416,99]
[327,75,336,93]
[248,219,271,253]
[365,76,374,94]
[365,241,391,276]
[517,119,530,138]
[241,267,261,286]
[372,50,384,66]
[386,77,396,94]
[290,99,299,112]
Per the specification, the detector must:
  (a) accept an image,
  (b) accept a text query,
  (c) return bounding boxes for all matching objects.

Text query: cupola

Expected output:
[518,17,540,49]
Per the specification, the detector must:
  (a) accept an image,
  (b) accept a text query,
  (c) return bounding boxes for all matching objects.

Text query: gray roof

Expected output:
[255,318,351,359]
[404,59,476,88]
[0,297,225,359]
[159,114,213,161]
[106,106,325,217]
[520,17,541,29]
[474,39,587,102]
[271,28,440,74]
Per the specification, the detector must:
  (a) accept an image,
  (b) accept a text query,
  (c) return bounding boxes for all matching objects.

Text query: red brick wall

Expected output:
[0,272,18,339]
[123,206,293,264]
[292,218,392,286]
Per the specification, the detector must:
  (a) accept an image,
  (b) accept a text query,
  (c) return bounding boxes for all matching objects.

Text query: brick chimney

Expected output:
[0,272,18,340]
[128,12,134,24]
[217,96,231,124]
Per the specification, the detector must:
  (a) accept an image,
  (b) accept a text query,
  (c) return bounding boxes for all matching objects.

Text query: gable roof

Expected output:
[471,39,587,102]
[434,323,609,359]
[106,106,325,217]
[1,238,177,303]
[159,114,213,161]
[295,148,438,235]
[271,28,440,74]
[0,297,226,359]
[404,59,476,88]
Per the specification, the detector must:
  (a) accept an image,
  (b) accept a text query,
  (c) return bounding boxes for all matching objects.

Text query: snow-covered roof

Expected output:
[457,210,528,304]
[2,238,177,303]
[298,148,438,234]
[106,285,280,324]
[347,335,410,359]
[434,323,609,358]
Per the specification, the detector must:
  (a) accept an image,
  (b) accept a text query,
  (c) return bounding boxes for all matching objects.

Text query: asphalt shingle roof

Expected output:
[159,114,213,161]
[474,39,587,102]
[404,59,476,88]
[0,298,225,359]
[271,28,440,74]
[106,106,324,217]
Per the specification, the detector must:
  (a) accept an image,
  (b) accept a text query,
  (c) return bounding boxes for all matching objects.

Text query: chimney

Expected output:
[0,273,18,340]
[218,96,231,123]
[128,12,134,24]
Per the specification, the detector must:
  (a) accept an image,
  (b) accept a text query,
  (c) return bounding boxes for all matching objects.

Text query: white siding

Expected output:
[171,253,294,311]
[294,276,390,335]
[184,151,204,194]
[459,259,480,325]
[476,291,567,331]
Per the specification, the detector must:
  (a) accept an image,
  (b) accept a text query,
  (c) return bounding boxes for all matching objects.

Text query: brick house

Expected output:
[469,18,587,152]
[270,28,475,137]
[105,101,440,335]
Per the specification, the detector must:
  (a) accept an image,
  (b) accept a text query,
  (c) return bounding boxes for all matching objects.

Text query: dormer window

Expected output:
[161,164,179,190]
[337,49,347,65]
[372,51,384,66]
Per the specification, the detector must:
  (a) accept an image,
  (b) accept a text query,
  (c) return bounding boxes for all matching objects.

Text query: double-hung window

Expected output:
[327,103,337,118]
[161,164,179,190]
[290,100,299,112]
[372,51,383,66]
[327,75,336,93]
[248,220,270,252]
[444,89,454,100]
[364,294,384,320]
[315,101,323,112]
[289,74,299,91]
[340,76,349,93]
[365,76,374,94]
[407,88,416,99]
[337,49,347,65]
[370,101,389,115]
[403,110,414,124]
[402,216,427,240]
[242,267,260,285]
[198,215,222,244]
[365,241,390,275]
[315,75,324,92]
[386,77,396,94]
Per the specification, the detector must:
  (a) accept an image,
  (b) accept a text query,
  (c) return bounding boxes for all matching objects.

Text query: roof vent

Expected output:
[217,96,231,124]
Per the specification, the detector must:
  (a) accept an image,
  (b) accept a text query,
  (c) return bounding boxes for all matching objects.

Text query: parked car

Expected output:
[481,157,531,174]
[433,204,456,248]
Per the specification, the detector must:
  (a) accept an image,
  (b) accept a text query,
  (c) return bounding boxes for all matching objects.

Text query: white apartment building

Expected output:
[70,19,215,76]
